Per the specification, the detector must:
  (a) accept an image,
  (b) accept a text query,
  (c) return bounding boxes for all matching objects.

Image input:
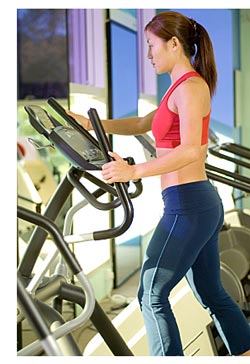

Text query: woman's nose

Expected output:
[147,49,152,59]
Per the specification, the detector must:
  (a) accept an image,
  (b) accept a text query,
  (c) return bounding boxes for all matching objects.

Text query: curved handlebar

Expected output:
[88,108,113,162]
[17,271,63,356]
[46,99,142,240]
[67,168,121,211]
[220,143,250,159]
[205,164,250,193]
[87,108,135,239]
[209,145,250,169]
[18,206,82,274]
[67,167,134,240]
[17,206,95,353]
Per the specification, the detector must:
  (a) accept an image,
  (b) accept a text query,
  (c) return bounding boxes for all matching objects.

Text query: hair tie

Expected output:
[190,18,199,43]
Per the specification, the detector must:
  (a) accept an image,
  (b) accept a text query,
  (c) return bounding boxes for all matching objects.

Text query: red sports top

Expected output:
[152,71,210,148]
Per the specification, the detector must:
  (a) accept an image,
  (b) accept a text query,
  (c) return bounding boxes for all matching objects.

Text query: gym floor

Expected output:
[20,270,140,354]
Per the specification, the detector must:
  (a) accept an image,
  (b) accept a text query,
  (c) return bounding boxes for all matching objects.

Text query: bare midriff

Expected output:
[157,144,208,190]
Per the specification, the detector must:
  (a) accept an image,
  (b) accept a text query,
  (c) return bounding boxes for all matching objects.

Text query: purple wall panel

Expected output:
[68,9,88,84]
[68,9,105,88]
[137,9,157,96]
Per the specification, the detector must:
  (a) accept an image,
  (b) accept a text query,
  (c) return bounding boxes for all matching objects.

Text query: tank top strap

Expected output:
[163,71,201,102]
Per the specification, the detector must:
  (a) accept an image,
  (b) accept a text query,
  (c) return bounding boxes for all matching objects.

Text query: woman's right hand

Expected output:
[65,110,92,131]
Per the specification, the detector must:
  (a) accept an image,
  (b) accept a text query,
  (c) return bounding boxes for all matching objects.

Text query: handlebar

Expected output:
[88,107,113,162]
[205,164,250,193]
[67,168,121,211]
[17,271,63,356]
[209,145,250,169]
[87,107,136,239]
[46,99,143,240]
[219,142,250,160]
[17,206,95,355]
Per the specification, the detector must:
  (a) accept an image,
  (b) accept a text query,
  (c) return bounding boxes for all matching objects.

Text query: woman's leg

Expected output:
[137,207,223,355]
[185,211,250,355]
[138,180,250,356]
[138,214,185,356]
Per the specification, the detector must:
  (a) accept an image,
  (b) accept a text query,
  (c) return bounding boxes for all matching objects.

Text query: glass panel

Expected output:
[109,20,141,286]
[17,9,68,100]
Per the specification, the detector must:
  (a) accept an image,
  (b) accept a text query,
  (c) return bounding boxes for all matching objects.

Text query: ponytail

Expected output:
[193,22,217,96]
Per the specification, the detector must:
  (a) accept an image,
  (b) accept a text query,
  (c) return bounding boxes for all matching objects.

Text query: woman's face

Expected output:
[145,30,174,75]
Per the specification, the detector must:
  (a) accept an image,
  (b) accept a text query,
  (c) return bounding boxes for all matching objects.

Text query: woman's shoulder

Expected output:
[176,75,209,99]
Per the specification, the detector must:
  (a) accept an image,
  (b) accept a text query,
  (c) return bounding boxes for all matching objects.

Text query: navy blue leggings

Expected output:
[138,180,250,356]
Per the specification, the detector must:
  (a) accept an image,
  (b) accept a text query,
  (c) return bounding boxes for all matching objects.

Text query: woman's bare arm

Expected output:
[66,109,156,136]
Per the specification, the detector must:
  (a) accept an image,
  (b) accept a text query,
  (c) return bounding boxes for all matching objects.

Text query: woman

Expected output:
[67,11,250,356]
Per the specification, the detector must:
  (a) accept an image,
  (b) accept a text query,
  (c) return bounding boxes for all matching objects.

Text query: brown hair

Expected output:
[145,11,217,96]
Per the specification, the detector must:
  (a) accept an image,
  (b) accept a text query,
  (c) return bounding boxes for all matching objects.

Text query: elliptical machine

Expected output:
[17,98,143,356]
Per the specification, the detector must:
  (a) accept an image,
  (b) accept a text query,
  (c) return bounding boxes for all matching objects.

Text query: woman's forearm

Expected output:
[101,117,142,135]
[67,109,156,136]
[101,109,156,136]
[133,144,201,179]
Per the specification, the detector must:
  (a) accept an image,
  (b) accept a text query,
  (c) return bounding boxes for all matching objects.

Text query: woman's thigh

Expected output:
[138,204,224,301]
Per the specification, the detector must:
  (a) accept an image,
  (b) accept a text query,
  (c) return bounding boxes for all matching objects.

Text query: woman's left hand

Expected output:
[102,151,135,183]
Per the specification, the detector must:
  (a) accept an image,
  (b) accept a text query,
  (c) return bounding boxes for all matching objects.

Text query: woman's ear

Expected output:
[172,36,178,49]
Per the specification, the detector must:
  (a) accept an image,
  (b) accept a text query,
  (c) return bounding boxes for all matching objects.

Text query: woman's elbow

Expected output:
[186,145,203,163]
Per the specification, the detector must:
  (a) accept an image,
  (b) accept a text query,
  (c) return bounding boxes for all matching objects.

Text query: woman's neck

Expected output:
[169,62,195,84]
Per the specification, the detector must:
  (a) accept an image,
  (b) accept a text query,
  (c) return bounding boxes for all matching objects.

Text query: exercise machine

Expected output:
[208,129,250,229]
[18,101,250,356]
[207,131,250,301]
[18,99,143,355]
[17,206,94,356]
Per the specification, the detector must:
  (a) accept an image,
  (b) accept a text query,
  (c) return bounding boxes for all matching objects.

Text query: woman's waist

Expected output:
[161,179,222,214]
[160,168,207,190]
